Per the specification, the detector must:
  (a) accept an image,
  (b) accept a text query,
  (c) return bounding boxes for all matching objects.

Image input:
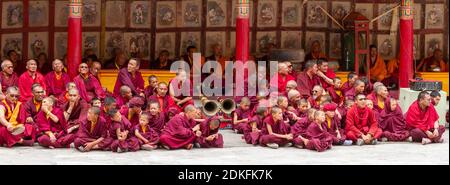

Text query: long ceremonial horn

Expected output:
[220,98,236,115]
[201,97,220,117]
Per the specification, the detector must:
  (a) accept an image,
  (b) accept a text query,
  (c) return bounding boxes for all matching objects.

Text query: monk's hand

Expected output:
[195,130,202,137]
[426,131,434,139]
[84,142,94,151]
[286,134,293,140]
[192,124,200,132]
[206,135,215,141]
[26,117,34,123]
[6,124,14,132]
[336,132,342,140]
[139,92,145,97]
[433,129,439,138]
[50,134,57,143]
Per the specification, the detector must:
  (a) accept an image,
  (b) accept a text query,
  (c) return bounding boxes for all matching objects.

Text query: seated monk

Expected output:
[296,60,321,98]
[303,111,334,152]
[61,89,89,135]
[277,96,299,126]
[284,61,298,79]
[405,91,445,145]
[56,82,76,106]
[383,54,399,89]
[417,49,447,72]
[379,98,411,142]
[18,59,47,102]
[146,100,167,133]
[169,70,194,111]
[367,85,389,113]
[295,98,309,119]
[344,79,366,101]
[119,96,145,129]
[304,40,327,66]
[0,86,35,147]
[151,50,174,70]
[308,85,324,109]
[326,77,344,105]
[133,112,159,150]
[269,63,295,95]
[0,60,19,93]
[345,94,382,146]
[36,97,76,148]
[291,108,317,149]
[316,60,335,89]
[159,105,200,150]
[204,43,229,78]
[116,85,133,108]
[74,107,110,152]
[73,62,105,102]
[341,72,358,95]
[107,108,140,152]
[113,58,145,97]
[360,76,374,95]
[323,103,352,146]
[19,84,46,132]
[430,90,442,106]
[44,59,70,98]
[368,45,387,82]
[285,80,297,97]
[259,106,293,149]
[232,97,252,134]
[148,82,177,112]
[100,96,117,124]
[243,106,268,145]
[287,89,301,110]
[144,75,158,99]
[195,116,224,148]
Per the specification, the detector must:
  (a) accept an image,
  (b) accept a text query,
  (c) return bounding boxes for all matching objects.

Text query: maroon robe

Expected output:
[319,69,336,89]
[0,72,19,93]
[304,122,334,152]
[119,108,140,129]
[378,102,410,141]
[325,116,346,145]
[44,71,70,97]
[18,99,41,134]
[291,118,311,146]
[148,112,167,133]
[232,108,252,134]
[61,99,89,129]
[159,114,197,149]
[405,100,445,142]
[367,93,389,113]
[345,105,382,142]
[74,117,111,150]
[326,86,343,105]
[196,117,223,148]
[269,73,295,95]
[133,123,159,146]
[243,115,265,145]
[108,117,139,152]
[296,72,321,98]
[36,108,76,148]
[147,94,178,112]
[341,81,352,95]
[169,78,194,110]
[144,85,156,99]
[113,68,145,97]
[73,74,105,102]
[307,97,321,109]
[259,115,291,146]
[115,95,129,108]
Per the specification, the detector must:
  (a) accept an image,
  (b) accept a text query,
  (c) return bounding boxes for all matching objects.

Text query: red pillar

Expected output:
[399,0,414,88]
[67,0,83,79]
[235,0,250,64]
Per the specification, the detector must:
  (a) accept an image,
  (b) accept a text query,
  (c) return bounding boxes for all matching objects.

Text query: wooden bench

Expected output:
[99,70,176,91]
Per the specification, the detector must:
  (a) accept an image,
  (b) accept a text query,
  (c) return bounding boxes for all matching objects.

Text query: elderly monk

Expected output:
[296,60,321,98]
[308,85,325,109]
[73,63,105,102]
[195,116,224,148]
[18,59,47,102]
[0,86,35,147]
[44,59,70,98]
[341,72,358,95]
[36,97,76,148]
[368,45,387,82]
[113,58,145,97]
[345,94,382,146]
[379,98,411,142]
[116,85,133,108]
[61,89,89,135]
[285,80,297,95]
[270,63,295,96]
[417,49,447,72]
[19,84,46,131]
[0,60,19,93]
[259,106,293,149]
[74,107,110,152]
[316,60,336,89]
[287,89,301,109]
[344,79,366,101]
[367,85,389,113]
[90,61,102,84]
[405,91,445,145]
[159,105,200,150]
[148,82,177,112]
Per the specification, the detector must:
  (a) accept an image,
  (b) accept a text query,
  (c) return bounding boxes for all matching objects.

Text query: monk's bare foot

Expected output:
[142,144,157,150]
[185,144,193,150]
[421,138,432,145]
[406,136,413,142]
[49,146,55,149]
[161,144,170,150]
[266,143,279,149]
[283,143,292,147]
[356,139,364,146]
[294,144,303,149]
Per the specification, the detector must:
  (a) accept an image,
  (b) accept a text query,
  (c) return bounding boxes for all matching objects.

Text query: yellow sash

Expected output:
[2,100,22,126]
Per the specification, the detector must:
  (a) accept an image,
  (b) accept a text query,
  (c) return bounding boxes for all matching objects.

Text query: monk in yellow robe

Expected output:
[369,45,387,82]
[417,49,447,72]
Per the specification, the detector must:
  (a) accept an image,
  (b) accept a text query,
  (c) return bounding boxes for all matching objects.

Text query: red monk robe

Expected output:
[340,81,352,96]
[56,91,69,106]
[196,117,224,148]
[326,86,343,105]
[74,117,111,150]
[148,112,167,134]
[296,72,321,98]
[319,68,336,89]
[36,108,76,148]
[148,94,178,113]
[73,74,105,102]
[367,92,389,113]
[0,100,36,147]
[44,71,70,97]
[291,118,311,147]
[61,99,89,129]
[304,121,334,152]
[108,116,140,152]
[133,123,159,147]
[232,107,252,134]
[159,114,197,149]
[325,114,346,145]
[378,101,410,141]
[113,68,145,97]
[0,72,19,93]
[269,73,295,96]
[345,105,382,142]
[18,98,42,137]
[307,96,321,110]
[18,72,47,102]
[405,100,445,142]
[259,115,291,146]
[243,114,265,145]
[169,78,194,110]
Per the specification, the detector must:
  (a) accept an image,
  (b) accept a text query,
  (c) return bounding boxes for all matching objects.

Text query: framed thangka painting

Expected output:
[180,32,201,55]
[413,3,421,30]
[355,3,373,29]
[2,1,23,29]
[377,34,396,60]
[329,33,341,59]
[281,31,301,49]
[181,0,202,27]
[155,32,176,59]
[130,1,151,28]
[257,0,278,28]
[331,1,350,29]
[206,0,227,27]
[377,4,397,30]
[82,0,101,27]
[106,0,126,28]
[54,0,69,27]
[425,4,445,29]
[306,1,327,28]
[1,33,23,59]
[256,31,277,54]
[156,1,177,28]
[305,31,325,54]
[28,32,48,59]
[413,34,420,60]
[54,32,68,59]
[124,32,150,60]
[82,32,100,57]
[424,34,443,57]
[29,1,49,27]
[281,0,302,27]
[205,32,226,57]
[104,31,125,60]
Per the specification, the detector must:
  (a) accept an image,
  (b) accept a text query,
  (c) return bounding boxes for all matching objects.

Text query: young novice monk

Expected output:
[233,97,252,134]
[296,98,309,119]
[323,103,352,146]
[147,100,167,134]
[133,112,159,150]
[326,77,344,105]
[291,108,316,148]
[259,106,293,149]
[243,106,268,145]
[303,110,334,152]
[195,116,223,148]
[74,107,110,152]
[108,108,139,153]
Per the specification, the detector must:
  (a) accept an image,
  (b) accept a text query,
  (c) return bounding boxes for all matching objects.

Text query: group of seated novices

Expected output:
[0,41,447,153]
